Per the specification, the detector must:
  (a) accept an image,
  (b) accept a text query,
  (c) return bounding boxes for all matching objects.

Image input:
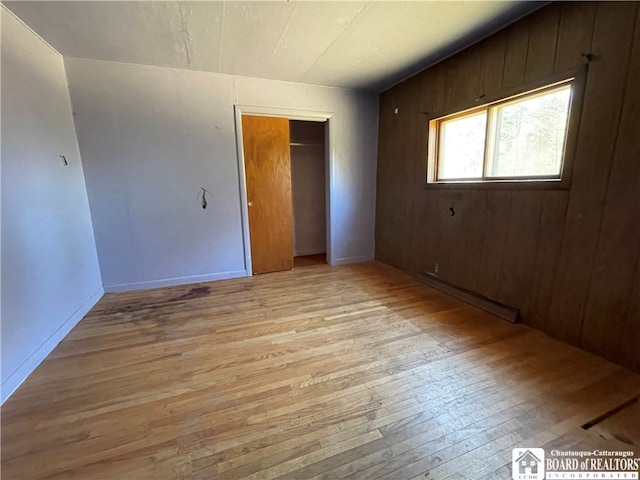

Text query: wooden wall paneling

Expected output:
[460,190,489,294]
[375,89,403,266]
[411,190,440,277]
[415,69,436,183]
[432,191,465,285]
[409,190,429,276]
[443,59,459,110]
[431,192,490,294]
[580,10,640,365]
[375,77,421,272]
[441,191,477,290]
[374,91,390,262]
[409,71,436,276]
[403,77,425,275]
[473,11,531,302]
[394,76,421,273]
[547,1,638,345]
[387,85,404,214]
[617,18,640,373]
[412,64,449,276]
[476,191,512,300]
[479,29,507,97]
[526,0,595,331]
[428,64,452,277]
[453,44,483,106]
[502,17,530,89]
[374,2,639,372]
[491,4,563,322]
[471,29,510,299]
[528,191,570,331]
[495,192,543,321]
[416,70,432,116]
[554,2,597,74]
[621,263,640,372]
[441,46,485,289]
[429,62,450,116]
[524,3,561,83]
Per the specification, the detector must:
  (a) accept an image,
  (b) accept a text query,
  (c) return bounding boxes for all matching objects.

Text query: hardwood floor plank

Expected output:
[2,262,638,479]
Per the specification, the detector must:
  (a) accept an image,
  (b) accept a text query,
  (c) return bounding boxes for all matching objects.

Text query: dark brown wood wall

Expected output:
[375,2,640,372]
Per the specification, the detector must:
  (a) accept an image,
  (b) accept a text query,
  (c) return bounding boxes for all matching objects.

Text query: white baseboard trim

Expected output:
[104,270,248,293]
[1,286,104,404]
[331,255,375,266]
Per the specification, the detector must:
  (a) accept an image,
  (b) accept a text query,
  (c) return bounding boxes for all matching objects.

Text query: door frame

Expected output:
[234,105,334,276]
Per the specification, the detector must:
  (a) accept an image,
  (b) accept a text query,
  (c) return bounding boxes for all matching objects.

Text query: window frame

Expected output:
[425,66,588,190]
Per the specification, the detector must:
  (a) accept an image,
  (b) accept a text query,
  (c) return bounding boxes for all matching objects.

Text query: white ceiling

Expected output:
[3,1,540,92]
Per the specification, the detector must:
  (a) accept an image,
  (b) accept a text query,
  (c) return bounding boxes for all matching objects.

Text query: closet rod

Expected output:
[290,142,324,147]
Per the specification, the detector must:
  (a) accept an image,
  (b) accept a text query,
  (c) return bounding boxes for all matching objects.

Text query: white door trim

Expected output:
[234,105,334,276]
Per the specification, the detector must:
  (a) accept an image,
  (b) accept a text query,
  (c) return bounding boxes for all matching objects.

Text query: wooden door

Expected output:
[242,115,294,274]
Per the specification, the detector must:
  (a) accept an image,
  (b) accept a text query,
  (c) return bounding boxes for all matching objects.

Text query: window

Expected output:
[427,79,576,185]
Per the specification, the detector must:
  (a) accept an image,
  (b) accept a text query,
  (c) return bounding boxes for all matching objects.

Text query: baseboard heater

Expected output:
[417,271,520,323]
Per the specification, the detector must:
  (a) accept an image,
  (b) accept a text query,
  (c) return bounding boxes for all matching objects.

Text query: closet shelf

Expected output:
[290,142,324,147]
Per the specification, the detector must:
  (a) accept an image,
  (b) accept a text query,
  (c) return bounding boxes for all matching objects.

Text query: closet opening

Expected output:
[235,105,332,276]
[289,120,327,268]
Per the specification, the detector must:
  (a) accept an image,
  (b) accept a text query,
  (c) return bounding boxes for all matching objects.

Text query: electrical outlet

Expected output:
[434,262,439,275]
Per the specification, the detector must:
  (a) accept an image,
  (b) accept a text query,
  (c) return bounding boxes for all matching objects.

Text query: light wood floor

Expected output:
[2,261,639,479]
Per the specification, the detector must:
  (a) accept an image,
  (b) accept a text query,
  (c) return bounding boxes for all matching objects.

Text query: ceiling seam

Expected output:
[216,1,226,72]
[263,2,299,73]
[178,2,193,69]
[264,3,299,72]
[296,2,372,83]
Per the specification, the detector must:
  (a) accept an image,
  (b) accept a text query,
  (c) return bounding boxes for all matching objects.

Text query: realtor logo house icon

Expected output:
[512,448,545,480]
[517,450,540,475]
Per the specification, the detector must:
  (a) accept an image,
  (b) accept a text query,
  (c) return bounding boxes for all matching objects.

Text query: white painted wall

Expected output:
[290,121,326,257]
[1,9,103,403]
[64,58,378,291]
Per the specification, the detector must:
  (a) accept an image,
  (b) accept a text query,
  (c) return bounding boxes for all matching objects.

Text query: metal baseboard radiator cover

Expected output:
[418,271,520,323]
